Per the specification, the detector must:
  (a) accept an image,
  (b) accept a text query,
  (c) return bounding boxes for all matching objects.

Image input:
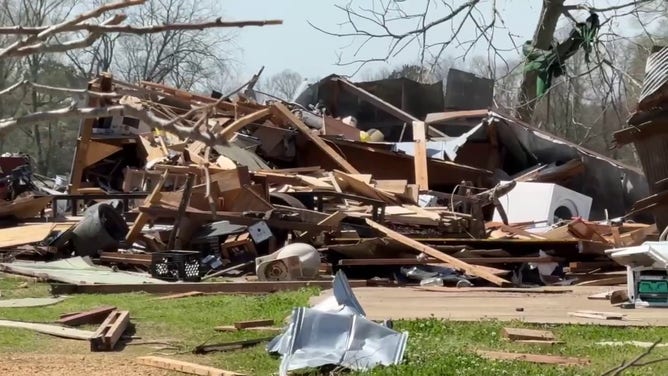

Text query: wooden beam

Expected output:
[501,328,556,342]
[90,310,130,351]
[0,319,94,340]
[56,306,116,327]
[298,211,347,242]
[214,325,281,333]
[51,279,371,295]
[219,108,272,140]
[136,356,245,376]
[364,219,511,287]
[233,319,274,329]
[476,350,589,366]
[272,102,359,174]
[126,170,168,243]
[412,121,428,190]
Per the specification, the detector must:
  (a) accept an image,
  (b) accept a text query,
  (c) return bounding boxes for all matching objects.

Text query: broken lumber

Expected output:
[272,102,359,174]
[151,291,205,300]
[126,170,168,242]
[567,310,625,320]
[218,108,272,140]
[233,319,274,329]
[214,325,282,333]
[0,319,94,340]
[501,328,556,342]
[136,356,245,376]
[56,306,116,326]
[90,310,130,351]
[412,120,429,190]
[298,211,346,241]
[193,336,274,354]
[364,219,511,287]
[476,350,589,366]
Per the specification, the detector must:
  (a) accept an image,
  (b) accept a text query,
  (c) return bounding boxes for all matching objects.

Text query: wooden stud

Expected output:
[412,120,429,190]
[126,170,169,243]
[56,306,116,327]
[90,310,130,351]
[272,102,359,174]
[218,108,272,140]
[233,319,275,329]
[476,350,589,366]
[364,219,511,287]
[501,328,556,342]
[136,356,245,376]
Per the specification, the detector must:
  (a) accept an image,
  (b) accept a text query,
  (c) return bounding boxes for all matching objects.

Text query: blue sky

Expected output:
[220,1,659,81]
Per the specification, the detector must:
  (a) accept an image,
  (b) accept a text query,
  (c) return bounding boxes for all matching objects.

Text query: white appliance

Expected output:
[492,182,592,226]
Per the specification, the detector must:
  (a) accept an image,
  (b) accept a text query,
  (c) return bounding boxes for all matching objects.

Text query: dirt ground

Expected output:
[311,285,668,326]
[0,353,169,376]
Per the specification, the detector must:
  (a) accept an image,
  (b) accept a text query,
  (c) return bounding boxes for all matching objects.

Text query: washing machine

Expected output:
[492,181,593,226]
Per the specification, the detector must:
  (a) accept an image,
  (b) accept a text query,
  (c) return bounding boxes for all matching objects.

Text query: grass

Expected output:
[1,274,668,375]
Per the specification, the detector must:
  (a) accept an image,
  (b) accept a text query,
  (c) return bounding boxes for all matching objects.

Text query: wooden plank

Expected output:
[412,121,429,190]
[136,356,245,376]
[338,256,563,266]
[333,170,400,204]
[272,102,359,174]
[219,108,272,140]
[90,310,130,351]
[375,179,408,194]
[0,319,94,340]
[126,170,169,242]
[502,328,556,341]
[476,350,589,365]
[56,306,116,327]
[214,325,282,333]
[233,319,274,329]
[575,276,627,286]
[0,223,57,248]
[298,211,347,241]
[151,291,204,301]
[52,279,370,295]
[138,134,167,162]
[567,310,624,320]
[364,219,511,287]
[567,220,609,244]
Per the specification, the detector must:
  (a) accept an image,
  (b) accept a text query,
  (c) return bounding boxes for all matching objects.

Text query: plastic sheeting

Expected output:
[268,271,408,375]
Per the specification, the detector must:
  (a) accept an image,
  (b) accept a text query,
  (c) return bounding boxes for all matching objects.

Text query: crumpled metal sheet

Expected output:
[638,46,668,108]
[392,121,484,161]
[268,271,408,374]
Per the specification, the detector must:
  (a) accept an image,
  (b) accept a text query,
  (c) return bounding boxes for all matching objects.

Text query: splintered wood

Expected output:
[136,356,245,376]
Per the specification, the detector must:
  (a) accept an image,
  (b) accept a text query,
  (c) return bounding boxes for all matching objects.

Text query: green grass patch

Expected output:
[1,274,668,375]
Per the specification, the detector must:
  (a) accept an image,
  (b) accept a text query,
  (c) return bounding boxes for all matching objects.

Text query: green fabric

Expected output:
[523,13,600,98]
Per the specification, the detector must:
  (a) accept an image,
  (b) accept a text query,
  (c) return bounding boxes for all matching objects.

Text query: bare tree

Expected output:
[315,0,667,122]
[0,0,282,169]
[260,69,304,100]
[66,0,236,91]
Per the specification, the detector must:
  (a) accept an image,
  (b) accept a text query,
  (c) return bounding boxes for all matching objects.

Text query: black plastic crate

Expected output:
[150,251,202,282]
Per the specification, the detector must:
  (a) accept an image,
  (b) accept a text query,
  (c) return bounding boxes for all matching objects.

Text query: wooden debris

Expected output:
[126,170,168,243]
[412,120,429,190]
[476,350,589,366]
[151,291,205,300]
[610,289,629,305]
[0,319,94,340]
[233,319,274,329]
[90,310,130,351]
[365,219,511,287]
[56,306,116,326]
[272,102,359,174]
[567,310,625,320]
[193,336,274,354]
[501,328,556,342]
[136,356,245,376]
[214,325,282,333]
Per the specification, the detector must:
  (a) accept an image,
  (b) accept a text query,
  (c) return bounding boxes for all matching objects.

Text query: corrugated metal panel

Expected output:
[638,46,668,108]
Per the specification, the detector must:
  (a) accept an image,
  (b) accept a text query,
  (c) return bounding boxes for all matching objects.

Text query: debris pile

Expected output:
[0,67,662,374]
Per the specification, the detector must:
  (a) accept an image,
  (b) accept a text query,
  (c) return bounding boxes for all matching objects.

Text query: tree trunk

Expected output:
[516,0,565,122]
